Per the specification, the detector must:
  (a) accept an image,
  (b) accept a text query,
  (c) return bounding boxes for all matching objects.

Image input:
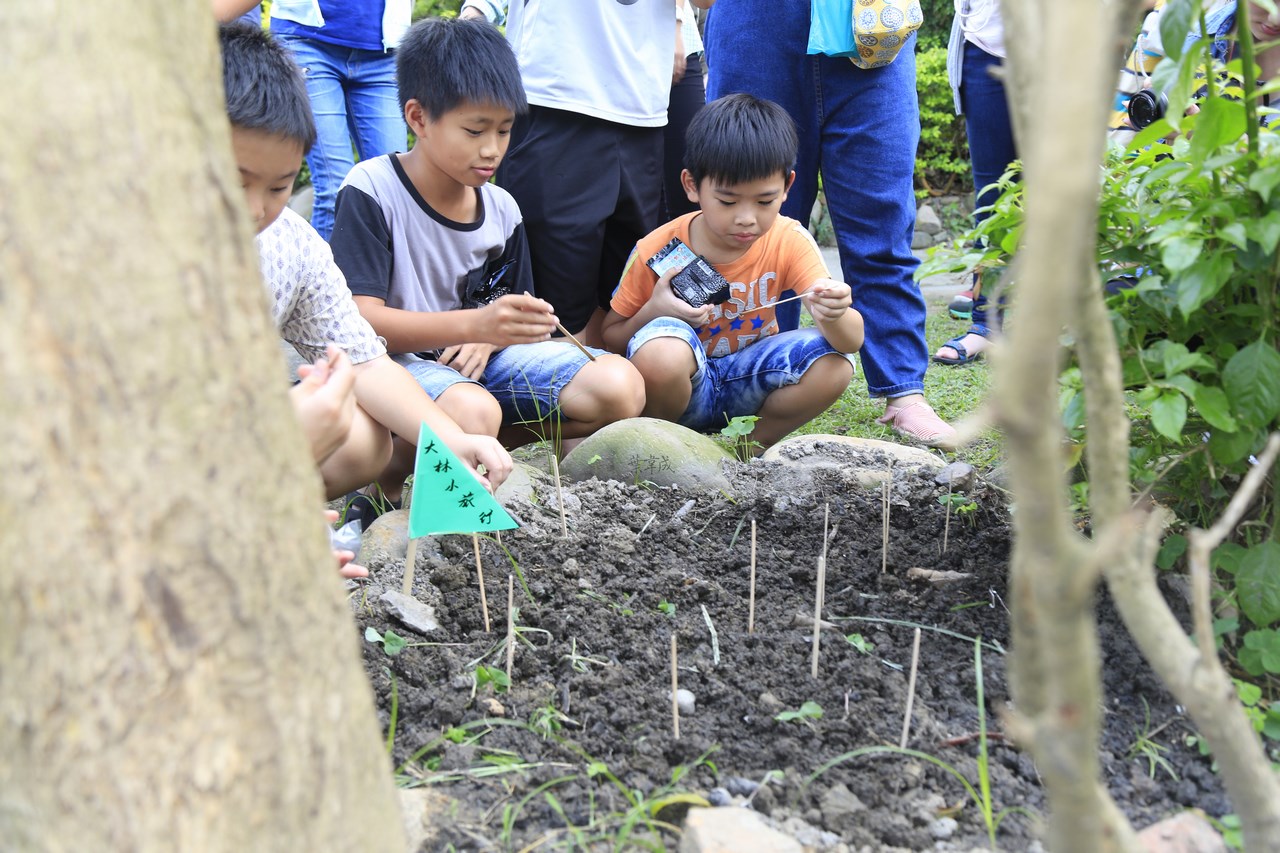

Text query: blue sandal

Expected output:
[932,333,984,366]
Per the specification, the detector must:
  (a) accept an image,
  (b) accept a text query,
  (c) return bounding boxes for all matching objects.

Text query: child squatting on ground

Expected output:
[601,94,864,452]
[219,22,514,572]
[329,17,645,450]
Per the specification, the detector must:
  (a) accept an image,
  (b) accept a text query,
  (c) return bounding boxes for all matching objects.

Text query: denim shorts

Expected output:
[400,341,606,425]
[626,316,854,432]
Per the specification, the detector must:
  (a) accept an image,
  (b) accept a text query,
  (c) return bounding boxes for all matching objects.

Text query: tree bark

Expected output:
[0,5,405,851]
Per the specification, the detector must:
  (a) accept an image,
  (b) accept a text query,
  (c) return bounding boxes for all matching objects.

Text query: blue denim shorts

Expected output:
[400,341,606,425]
[626,317,855,432]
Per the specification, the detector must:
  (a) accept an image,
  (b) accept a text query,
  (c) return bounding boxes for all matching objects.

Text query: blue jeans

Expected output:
[704,0,925,398]
[276,36,406,241]
[627,317,853,432]
[399,341,606,426]
[961,40,1017,332]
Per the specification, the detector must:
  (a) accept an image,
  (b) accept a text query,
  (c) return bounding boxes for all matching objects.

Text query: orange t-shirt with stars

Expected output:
[610,212,831,358]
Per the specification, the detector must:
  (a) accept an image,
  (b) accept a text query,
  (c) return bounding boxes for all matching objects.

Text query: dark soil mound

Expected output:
[353,453,1225,851]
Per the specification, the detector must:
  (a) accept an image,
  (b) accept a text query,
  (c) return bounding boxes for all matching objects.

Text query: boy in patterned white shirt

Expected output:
[220,22,511,511]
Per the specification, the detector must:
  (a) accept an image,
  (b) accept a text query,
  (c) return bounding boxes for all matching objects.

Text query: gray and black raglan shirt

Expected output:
[330,153,534,364]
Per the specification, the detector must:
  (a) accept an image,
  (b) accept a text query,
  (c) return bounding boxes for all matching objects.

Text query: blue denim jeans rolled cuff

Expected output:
[960,40,1017,330]
[627,317,853,433]
[705,0,925,398]
[400,341,606,426]
[275,35,406,241]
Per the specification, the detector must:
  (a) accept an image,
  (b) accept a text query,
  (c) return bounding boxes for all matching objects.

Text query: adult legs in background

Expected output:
[279,37,405,240]
[935,40,1017,365]
[662,55,706,220]
[706,1,953,447]
[499,106,663,347]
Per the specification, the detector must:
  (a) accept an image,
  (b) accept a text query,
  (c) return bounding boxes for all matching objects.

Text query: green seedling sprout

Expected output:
[845,633,875,654]
[719,414,762,462]
[1125,697,1178,781]
[774,701,824,725]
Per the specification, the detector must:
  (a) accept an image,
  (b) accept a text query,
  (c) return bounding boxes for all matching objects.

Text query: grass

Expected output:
[797,305,1001,470]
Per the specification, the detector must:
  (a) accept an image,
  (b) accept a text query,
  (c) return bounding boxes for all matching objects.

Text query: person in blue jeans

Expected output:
[934,1,1016,366]
[703,1,956,448]
[270,0,410,241]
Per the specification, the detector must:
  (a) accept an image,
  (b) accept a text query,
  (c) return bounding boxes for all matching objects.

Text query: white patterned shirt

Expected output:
[256,207,386,365]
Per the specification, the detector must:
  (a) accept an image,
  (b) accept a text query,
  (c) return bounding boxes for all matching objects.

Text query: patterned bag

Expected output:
[849,0,924,69]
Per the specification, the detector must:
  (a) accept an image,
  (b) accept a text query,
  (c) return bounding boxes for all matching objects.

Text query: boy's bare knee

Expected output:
[563,355,646,422]
[630,337,695,384]
[807,353,855,394]
[437,383,503,436]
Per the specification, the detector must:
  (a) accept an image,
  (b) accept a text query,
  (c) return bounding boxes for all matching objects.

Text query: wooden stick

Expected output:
[881,472,891,574]
[942,479,953,555]
[549,452,568,538]
[670,633,680,740]
[472,533,491,633]
[505,574,515,681]
[899,627,922,748]
[811,554,826,678]
[555,322,597,361]
[748,519,758,634]
[739,292,808,315]
[401,487,416,595]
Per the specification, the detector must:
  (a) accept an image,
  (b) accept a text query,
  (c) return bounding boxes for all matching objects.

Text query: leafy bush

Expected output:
[921,10,1280,687]
[915,0,955,51]
[915,45,972,198]
[413,0,461,20]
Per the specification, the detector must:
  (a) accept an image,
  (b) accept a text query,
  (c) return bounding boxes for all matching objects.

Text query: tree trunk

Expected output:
[996,1,1144,850]
[0,5,405,851]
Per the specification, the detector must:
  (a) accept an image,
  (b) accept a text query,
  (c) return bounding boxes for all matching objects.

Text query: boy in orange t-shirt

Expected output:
[601,94,864,451]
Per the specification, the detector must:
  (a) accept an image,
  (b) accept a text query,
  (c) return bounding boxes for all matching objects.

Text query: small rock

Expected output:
[758,692,784,713]
[934,461,975,488]
[674,688,696,715]
[725,776,759,797]
[929,817,958,840]
[562,557,581,576]
[1136,811,1227,853]
[707,787,732,807]
[819,783,866,833]
[481,697,506,717]
[678,807,802,853]
[673,499,697,520]
[916,202,943,235]
[911,230,934,250]
[361,509,410,566]
[380,590,440,634]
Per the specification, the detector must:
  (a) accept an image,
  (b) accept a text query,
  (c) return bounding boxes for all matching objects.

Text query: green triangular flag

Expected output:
[408,422,519,538]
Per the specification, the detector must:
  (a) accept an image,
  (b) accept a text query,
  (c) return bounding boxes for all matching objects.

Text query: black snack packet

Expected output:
[645,238,731,307]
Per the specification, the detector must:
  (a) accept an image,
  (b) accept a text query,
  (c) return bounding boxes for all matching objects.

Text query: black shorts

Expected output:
[497,105,664,333]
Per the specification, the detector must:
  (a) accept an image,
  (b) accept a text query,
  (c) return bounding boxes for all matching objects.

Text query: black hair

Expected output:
[219,22,317,152]
[684,93,797,187]
[396,17,526,119]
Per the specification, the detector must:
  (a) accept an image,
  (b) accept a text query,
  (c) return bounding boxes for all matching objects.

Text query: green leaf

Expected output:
[1162,236,1203,274]
[1235,677,1264,706]
[1156,534,1188,570]
[1237,542,1280,628]
[1213,541,1247,575]
[844,633,875,654]
[1188,95,1248,164]
[1191,384,1239,432]
[1220,222,1249,250]
[1150,391,1187,440]
[1223,341,1280,428]
[1246,211,1280,254]
[1247,163,1280,204]
[382,630,407,656]
[1239,629,1280,676]
[1175,254,1233,317]
[364,627,383,643]
[1159,0,1194,62]
[1209,425,1259,465]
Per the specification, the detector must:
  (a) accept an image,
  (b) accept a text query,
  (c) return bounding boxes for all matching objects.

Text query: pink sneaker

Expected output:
[877,399,958,450]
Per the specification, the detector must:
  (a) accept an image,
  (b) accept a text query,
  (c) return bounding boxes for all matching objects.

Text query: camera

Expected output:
[1128,88,1169,130]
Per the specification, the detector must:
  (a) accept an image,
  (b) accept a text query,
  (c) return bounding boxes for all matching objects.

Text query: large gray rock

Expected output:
[761,434,943,488]
[915,201,943,235]
[561,417,733,493]
[494,461,544,509]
